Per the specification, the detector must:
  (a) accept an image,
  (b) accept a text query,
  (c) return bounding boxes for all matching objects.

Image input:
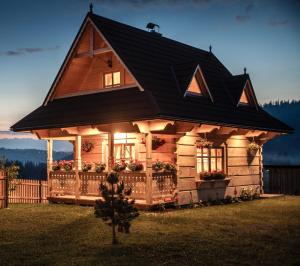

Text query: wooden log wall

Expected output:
[81,135,106,165]
[176,134,262,204]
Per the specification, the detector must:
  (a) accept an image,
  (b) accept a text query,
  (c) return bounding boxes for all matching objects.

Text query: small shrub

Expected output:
[94,172,139,245]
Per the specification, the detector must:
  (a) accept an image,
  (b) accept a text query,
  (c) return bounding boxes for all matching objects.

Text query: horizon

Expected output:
[0,0,300,131]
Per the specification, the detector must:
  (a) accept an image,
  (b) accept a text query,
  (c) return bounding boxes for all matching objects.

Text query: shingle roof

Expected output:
[11,12,293,133]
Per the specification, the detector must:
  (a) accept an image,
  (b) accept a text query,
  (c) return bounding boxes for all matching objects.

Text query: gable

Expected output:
[238,80,258,108]
[46,19,139,102]
[185,65,213,101]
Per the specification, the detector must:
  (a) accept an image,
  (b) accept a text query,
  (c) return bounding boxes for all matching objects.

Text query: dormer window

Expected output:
[184,65,213,102]
[239,90,249,105]
[104,71,121,88]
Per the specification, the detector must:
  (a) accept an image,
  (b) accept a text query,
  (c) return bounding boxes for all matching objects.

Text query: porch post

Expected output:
[47,139,53,197]
[47,139,53,177]
[107,132,114,172]
[74,135,82,201]
[145,132,153,205]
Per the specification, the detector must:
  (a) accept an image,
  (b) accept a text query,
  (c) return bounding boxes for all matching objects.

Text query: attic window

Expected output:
[239,90,249,104]
[104,71,121,88]
[188,76,203,94]
[185,66,213,101]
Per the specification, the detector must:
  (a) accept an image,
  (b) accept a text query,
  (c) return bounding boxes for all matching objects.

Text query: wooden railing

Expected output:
[152,172,176,200]
[49,171,176,202]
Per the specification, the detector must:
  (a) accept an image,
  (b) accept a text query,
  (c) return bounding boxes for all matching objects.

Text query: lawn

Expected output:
[0,197,300,266]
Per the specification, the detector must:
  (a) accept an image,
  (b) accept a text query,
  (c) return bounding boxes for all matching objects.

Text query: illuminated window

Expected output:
[104,71,121,88]
[188,76,202,94]
[239,90,249,104]
[114,143,135,162]
[196,147,224,173]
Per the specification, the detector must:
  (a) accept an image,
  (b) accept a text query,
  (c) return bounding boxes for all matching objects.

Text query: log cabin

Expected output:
[11,10,293,208]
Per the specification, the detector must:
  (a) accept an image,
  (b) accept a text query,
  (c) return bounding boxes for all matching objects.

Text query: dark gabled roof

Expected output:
[12,88,159,131]
[11,12,293,133]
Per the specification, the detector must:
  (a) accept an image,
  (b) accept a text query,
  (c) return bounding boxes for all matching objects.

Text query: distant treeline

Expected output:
[262,99,300,108]
[5,160,47,180]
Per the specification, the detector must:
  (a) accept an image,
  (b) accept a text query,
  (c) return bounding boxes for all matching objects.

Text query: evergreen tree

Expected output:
[94,172,139,245]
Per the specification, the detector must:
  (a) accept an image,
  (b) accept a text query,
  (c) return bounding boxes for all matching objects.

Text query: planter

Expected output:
[196,178,231,189]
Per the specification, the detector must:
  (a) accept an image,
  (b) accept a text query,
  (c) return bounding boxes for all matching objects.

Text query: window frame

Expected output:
[103,71,121,88]
[196,146,224,173]
[114,143,135,162]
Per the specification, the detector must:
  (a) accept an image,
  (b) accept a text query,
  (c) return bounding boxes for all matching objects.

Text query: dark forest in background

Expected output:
[263,100,300,165]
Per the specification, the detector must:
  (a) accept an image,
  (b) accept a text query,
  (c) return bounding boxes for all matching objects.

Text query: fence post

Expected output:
[0,170,8,208]
[39,179,42,203]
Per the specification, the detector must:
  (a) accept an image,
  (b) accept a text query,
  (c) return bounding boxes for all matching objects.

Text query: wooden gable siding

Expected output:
[52,22,136,99]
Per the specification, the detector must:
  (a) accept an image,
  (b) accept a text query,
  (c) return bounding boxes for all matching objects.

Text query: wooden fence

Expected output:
[0,172,48,207]
[9,179,48,203]
[263,165,300,195]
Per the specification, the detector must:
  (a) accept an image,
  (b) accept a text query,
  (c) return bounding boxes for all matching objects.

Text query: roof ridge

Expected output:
[90,13,210,56]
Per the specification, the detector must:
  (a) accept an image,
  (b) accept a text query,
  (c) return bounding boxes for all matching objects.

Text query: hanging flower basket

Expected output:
[141,137,166,150]
[52,161,61,171]
[247,141,260,156]
[81,141,94,153]
[61,160,74,171]
[197,137,213,148]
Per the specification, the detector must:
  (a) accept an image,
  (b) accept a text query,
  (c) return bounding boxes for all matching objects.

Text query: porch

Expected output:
[48,170,176,207]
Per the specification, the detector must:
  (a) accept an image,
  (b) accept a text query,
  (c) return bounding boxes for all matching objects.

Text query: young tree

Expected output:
[94,172,139,245]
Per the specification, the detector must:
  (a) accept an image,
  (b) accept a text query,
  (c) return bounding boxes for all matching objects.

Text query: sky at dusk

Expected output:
[0,0,299,131]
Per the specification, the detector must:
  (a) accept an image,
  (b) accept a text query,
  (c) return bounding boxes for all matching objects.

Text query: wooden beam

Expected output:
[107,133,114,172]
[194,124,220,134]
[133,120,175,133]
[245,130,268,138]
[74,136,82,201]
[216,126,238,135]
[74,47,111,58]
[145,132,153,205]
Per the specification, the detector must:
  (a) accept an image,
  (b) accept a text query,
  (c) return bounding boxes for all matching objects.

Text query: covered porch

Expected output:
[40,120,179,207]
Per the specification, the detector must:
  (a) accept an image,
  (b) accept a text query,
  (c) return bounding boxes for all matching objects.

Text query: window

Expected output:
[114,143,135,162]
[196,147,224,173]
[188,76,202,94]
[239,90,249,105]
[104,71,121,88]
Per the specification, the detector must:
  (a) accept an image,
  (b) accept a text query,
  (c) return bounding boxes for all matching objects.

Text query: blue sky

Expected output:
[0,0,299,131]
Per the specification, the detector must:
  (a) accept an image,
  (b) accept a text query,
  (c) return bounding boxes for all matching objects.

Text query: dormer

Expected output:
[237,79,258,109]
[184,65,213,102]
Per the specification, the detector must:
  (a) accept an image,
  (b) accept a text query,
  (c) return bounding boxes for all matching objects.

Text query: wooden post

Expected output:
[145,132,153,205]
[107,133,114,172]
[0,170,8,208]
[47,139,53,198]
[75,136,82,202]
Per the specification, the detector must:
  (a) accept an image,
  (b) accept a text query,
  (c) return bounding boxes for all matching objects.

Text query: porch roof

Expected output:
[12,88,291,133]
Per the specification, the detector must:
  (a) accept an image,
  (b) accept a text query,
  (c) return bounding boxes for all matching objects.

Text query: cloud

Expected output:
[268,19,289,27]
[0,131,38,140]
[0,46,60,57]
[235,15,251,23]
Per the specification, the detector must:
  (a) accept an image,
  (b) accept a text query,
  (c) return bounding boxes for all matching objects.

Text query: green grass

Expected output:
[1,197,300,266]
